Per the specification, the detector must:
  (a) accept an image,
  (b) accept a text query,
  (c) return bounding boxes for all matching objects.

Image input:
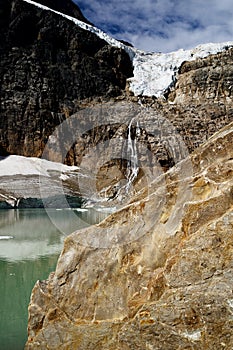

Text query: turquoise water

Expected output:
[0,208,107,350]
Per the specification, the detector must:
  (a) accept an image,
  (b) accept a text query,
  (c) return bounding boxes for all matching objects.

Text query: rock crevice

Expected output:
[25,122,233,349]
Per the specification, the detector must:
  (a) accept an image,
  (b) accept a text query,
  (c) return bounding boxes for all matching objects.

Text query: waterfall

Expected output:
[125,119,140,193]
[83,118,141,205]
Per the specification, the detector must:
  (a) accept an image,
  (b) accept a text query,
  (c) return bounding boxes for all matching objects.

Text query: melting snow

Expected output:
[129,42,233,97]
[0,155,78,177]
[182,330,202,341]
[22,0,233,98]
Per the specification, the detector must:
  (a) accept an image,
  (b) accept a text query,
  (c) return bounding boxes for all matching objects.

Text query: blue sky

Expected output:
[75,0,233,52]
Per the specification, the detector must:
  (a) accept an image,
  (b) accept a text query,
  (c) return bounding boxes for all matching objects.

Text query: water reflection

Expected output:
[0,208,108,350]
[0,208,107,261]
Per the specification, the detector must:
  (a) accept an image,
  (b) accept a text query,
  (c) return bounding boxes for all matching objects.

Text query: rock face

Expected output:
[139,46,233,155]
[42,44,233,200]
[0,3,232,345]
[25,121,233,349]
[0,0,133,157]
[31,0,91,23]
[0,0,232,174]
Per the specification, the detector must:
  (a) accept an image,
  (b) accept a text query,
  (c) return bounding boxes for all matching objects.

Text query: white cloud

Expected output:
[76,0,233,52]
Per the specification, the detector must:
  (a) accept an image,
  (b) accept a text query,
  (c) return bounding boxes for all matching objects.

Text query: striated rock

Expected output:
[31,0,92,23]
[25,121,233,349]
[0,1,232,182]
[40,100,193,204]
[175,46,233,103]
[0,0,133,157]
[39,86,233,202]
[148,47,233,155]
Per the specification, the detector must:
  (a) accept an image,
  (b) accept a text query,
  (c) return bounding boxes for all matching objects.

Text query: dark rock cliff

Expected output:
[0,0,133,157]
[0,0,232,204]
[31,0,92,23]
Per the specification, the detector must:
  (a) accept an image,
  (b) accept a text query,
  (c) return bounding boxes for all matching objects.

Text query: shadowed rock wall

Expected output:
[0,0,133,157]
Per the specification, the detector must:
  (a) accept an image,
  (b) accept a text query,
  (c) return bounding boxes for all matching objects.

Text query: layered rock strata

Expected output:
[0,0,133,157]
[25,121,233,349]
[136,46,233,154]
[0,0,233,210]
[0,0,232,167]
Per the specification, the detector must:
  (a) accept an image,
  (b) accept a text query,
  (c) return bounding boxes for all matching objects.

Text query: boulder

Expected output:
[25,121,233,349]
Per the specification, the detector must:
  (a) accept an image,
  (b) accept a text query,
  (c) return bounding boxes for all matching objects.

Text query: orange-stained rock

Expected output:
[25,122,233,349]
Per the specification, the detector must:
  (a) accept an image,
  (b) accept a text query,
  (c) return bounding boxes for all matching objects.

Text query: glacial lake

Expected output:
[0,208,108,350]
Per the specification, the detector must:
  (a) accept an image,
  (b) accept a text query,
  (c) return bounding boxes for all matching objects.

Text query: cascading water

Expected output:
[81,118,141,206]
[125,119,140,193]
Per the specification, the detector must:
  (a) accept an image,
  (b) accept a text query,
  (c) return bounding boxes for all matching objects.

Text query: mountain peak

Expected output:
[30,0,91,23]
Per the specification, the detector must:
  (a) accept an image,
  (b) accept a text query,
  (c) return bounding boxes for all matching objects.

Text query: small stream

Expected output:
[0,208,107,350]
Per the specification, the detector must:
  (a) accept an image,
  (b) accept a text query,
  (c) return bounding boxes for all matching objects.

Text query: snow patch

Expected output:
[129,42,233,97]
[227,299,233,313]
[59,173,70,181]
[0,155,78,177]
[182,330,202,341]
[73,208,88,212]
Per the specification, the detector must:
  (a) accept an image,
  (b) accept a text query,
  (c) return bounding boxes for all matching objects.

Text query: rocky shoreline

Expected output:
[25,121,233,349]
[0,1,232,349]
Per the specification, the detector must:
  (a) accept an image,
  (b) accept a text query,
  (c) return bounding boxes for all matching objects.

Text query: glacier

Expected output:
[23,0,233,98]
[128,42,233,97]
[0,155,78,177]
